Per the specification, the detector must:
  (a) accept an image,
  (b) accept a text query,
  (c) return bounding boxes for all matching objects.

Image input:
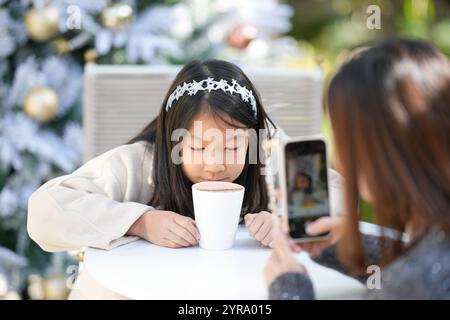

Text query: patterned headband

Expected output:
[165,77,257,118]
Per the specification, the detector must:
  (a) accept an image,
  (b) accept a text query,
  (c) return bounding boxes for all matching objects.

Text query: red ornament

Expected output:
[227,24,258,50]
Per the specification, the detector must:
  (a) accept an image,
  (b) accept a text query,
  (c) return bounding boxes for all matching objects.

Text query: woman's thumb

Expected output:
[306,217,333,236]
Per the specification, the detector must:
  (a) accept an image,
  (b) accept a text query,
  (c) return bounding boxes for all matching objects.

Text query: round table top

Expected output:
[84,226,365,299]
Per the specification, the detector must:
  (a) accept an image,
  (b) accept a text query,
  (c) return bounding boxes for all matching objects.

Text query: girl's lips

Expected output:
[199,178,228,182]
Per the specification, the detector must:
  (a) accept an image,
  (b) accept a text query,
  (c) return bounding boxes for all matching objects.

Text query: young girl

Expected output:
[265,38,450,299]
[27,60,278,298]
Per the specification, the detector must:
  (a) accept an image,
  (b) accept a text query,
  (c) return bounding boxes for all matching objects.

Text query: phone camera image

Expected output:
[284,139,330,240]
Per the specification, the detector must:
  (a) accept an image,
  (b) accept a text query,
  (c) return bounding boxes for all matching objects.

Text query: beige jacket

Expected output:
[28,141,155,299]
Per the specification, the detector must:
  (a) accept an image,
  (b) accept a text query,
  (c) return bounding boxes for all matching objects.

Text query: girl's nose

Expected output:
[203,148,225,173]
[203,163,225,174]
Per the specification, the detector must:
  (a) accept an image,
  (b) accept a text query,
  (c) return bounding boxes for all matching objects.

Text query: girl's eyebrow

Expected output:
[191,134,245,141]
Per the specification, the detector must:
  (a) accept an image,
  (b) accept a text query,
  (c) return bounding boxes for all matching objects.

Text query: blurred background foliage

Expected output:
[287,0,449,72]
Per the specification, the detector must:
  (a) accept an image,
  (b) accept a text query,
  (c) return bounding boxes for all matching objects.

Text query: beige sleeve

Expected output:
[27,142,155,252]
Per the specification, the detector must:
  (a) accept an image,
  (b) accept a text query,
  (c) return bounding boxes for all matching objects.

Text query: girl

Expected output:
[265,38,450,299]
[27,60,277,298]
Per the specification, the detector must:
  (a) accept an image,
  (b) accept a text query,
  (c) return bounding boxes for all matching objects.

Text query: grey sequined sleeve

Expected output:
[268,272,315,300]
[269,228,450,300]
[268,234,386,300]
[311,234,385,283]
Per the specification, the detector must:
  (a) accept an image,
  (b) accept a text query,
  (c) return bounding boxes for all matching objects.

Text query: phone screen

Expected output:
[285,139,330,240]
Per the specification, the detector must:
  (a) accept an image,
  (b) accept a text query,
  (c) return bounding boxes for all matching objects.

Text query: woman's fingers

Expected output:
[306,216,335,236]
[297,242,314,253]
[272,227,295,262]
[264,252,280,285]
[310,242,329,257]
[287,238,302,252]
[265,226,308,286]
[280,220,290,235]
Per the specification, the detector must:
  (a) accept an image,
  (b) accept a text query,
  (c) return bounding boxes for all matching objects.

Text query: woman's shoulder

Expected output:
[399,227,450,270]
[375,227,450,299]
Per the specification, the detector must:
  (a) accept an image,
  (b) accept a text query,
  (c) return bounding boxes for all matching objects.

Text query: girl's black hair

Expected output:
[128,60,276,218]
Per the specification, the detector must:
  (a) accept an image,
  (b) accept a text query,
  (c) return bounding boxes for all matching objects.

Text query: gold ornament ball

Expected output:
[24,5,60,42]
[24,87,59,122]
[43,274,69,300]
[84,49,98,62]
[101,3,133,30]
[53,39,71,55]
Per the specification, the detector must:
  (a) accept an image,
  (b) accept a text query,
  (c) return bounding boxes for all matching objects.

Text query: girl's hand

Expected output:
[128,210,200,248]
[288,215,344,257]
[244,211,274,247]
[264,224,306,287]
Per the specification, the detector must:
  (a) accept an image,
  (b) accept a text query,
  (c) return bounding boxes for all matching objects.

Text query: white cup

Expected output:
[192,181,245,250]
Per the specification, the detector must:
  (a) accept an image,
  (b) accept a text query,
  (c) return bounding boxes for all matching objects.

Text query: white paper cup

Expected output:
[192,181,245,250]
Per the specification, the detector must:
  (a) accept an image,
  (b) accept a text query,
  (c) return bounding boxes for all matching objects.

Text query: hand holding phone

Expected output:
[288,215,345,256]
[279,136,332,243]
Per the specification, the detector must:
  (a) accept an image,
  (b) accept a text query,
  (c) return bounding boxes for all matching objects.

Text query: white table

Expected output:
[84,226,366,300]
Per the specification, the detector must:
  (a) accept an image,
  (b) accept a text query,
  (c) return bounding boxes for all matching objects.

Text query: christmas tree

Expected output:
[0,0,298,299]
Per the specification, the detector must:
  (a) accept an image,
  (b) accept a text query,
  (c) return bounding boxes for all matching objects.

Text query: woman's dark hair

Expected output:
[328,38,450,273]
[128,60,275,218]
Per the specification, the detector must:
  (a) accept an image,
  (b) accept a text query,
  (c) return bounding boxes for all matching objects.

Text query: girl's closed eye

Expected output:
[225,141,243,151]
[190,146,205,151]
[225,136,246,151]
[190,145,242,151]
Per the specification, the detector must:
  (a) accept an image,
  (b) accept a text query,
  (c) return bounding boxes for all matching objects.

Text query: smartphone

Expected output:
[279,136,331,242]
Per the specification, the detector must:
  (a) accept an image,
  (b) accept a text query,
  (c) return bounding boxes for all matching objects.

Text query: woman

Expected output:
[265,38,450,299]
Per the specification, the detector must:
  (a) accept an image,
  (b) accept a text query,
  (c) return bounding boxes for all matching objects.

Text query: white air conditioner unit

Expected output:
[83,63,323,162]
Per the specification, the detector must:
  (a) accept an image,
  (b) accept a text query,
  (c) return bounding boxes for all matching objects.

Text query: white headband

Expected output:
[165,77,257,118]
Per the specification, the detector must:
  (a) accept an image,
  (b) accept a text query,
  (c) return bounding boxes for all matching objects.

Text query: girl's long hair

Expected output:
[128,60,275,218]
[328,38,450,273]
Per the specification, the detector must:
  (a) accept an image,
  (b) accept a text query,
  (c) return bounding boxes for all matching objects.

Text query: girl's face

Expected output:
[295,175,310,190]
[181,111,249,184]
